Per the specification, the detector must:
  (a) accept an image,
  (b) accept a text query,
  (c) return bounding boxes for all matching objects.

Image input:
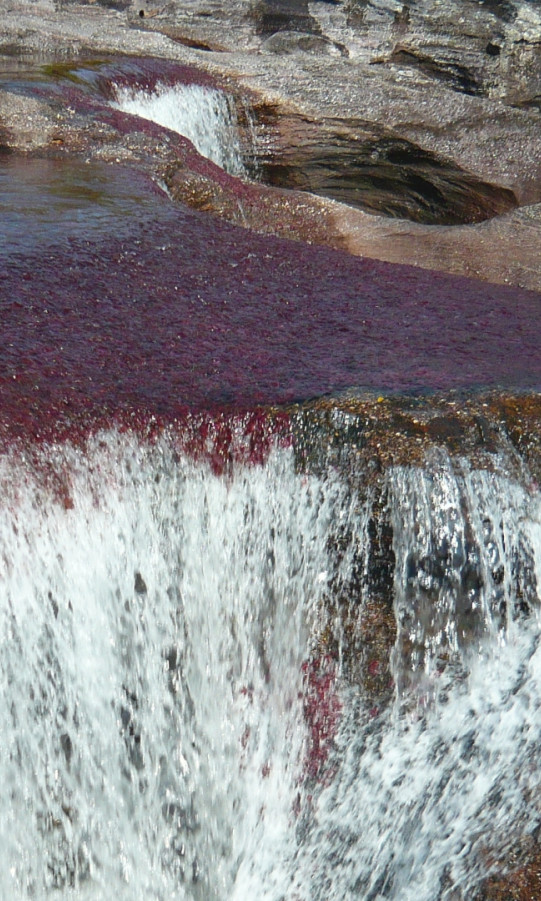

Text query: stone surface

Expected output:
[1,1,541,288]
[478,849,541,900]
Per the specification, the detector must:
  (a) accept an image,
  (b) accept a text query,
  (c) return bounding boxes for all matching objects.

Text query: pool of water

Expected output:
[0,157,168,254]
[2,155,541,442]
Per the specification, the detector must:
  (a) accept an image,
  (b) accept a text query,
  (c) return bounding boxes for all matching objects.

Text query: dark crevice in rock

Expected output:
[253,112,517,224]
[164,34,226,52]
[56,0,131,8]
[249,0,322,36]
[0,42,32,58]
[0,129,12,154]
[513,94,541,111]
[387,47,482,96]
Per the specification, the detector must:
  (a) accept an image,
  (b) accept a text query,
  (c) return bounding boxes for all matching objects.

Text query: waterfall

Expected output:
[0,430,344,900]
[286,453,541,901]
[110,83,247,177]
[1,427,540,899]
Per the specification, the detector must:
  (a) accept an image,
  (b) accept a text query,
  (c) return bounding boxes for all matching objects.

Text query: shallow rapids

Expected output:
[0,430,540,900]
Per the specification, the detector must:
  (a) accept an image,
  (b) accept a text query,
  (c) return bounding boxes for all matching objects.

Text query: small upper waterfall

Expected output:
[1,423,541,900]
[110,83,247,177]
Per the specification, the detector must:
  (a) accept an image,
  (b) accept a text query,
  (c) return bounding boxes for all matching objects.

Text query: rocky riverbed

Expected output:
[1,0,541,287]
[2,3,541,898]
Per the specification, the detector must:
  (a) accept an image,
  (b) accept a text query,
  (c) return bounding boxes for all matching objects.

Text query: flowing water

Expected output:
[3,60,541,901]
[110,82,247,177]
[0,429,345,901]
[1,431,541,900]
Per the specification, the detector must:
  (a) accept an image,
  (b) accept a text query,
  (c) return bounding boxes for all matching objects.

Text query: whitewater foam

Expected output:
[111,83,247,177]
[0,432,343,899]
[1,432,540,899]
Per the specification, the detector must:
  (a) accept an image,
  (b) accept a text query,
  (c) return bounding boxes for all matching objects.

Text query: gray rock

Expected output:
[261,29,347,55]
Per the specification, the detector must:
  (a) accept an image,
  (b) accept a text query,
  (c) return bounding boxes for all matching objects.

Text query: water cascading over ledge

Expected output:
[110,82,247,178]
[3,148,541,899]
[2,413,541,901]
[0,429,338,900]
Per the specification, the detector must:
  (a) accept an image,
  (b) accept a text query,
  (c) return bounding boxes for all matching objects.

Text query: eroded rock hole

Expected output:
[249,108,517,225]
[102,64,515,225]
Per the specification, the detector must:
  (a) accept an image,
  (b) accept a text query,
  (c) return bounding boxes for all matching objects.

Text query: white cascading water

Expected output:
[0,430,348,901]
[110,83,247,177]
[287,452,541,901]
[1,431,541,900]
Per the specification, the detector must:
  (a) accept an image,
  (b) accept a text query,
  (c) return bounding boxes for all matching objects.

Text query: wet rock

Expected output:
[163,164,247,223]
[248,0,321,36]
[120,687,144,771]
[301,655,342,780]
[311,482,397,709]
[254,111,517,224]
[134,572,147,594]
[60,733,73,768]
[475,840,541,900]
[291,391,541,710]
[494,393,541,485]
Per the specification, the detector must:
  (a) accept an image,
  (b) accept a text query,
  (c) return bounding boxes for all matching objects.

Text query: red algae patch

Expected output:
[301,655,342,783]
[2,156,541,444]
